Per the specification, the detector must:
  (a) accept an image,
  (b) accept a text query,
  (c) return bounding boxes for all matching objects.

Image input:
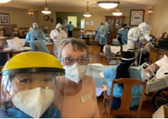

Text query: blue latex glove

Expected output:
[149,39,153,42]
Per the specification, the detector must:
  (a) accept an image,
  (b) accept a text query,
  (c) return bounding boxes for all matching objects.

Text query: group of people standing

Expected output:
[25,21,74,56]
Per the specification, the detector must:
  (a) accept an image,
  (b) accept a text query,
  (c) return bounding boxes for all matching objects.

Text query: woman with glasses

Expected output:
[57,38,99,118]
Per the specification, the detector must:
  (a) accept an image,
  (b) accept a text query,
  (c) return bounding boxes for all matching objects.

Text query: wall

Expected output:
[0,5,150,37]
[37,12,56,35]
[84,7,149,31]
[0,6,38,28]
[148,0,168,38]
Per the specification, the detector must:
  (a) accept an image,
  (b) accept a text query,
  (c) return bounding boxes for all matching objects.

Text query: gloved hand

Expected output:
[149,39,153,42]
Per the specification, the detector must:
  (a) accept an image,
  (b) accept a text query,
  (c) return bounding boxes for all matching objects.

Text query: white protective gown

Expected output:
[50,29,67,56]
[127,22,152,51]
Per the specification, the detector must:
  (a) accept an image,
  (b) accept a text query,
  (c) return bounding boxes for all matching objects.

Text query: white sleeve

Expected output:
[128,28,140,42]
[155,55,167,67]
[50,30,57,40]
[62,30,67,38]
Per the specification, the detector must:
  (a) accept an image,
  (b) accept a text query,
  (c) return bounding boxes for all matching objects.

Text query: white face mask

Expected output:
[63,63,88,83]
[12,87,54,118]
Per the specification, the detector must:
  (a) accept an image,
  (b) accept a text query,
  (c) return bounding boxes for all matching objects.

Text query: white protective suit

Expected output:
[50,23,67,56]
[63,20,68,35]
[127,22,152,51]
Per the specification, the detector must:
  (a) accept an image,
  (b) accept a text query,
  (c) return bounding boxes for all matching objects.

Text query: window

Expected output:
[81,18,85,29]
[68,16,77,27]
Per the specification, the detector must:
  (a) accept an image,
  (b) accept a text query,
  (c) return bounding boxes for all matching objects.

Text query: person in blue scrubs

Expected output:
[68,21,74,37]
[0,52,65,118]
[95,22,108,55]
[117,24,128,45]
[25,23,50,53]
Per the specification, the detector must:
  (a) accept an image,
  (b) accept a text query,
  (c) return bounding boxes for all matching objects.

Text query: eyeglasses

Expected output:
[59,57,90,65]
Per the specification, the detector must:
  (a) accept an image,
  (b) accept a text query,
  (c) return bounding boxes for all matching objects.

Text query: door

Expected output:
[105,16,125,45]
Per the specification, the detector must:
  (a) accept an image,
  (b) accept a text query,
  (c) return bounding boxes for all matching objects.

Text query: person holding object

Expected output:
[127,22,153,51]
[25,22,50,53]
[0,52,65,118]
[50,23,67,56]
[57,38,99,118]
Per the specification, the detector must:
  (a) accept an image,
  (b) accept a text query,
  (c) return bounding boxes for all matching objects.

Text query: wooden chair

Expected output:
[103,78,146,118]
[105,45,121,65]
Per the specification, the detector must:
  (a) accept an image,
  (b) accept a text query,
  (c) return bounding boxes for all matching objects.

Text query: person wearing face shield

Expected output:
[50,23,67,56]
[0,52,65,118]
[57,38,99,118]
[25,22,50,53]
[127,22,153,51]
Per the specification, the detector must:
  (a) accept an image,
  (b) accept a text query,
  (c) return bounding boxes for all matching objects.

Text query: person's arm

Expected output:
[128,28,139,42]
[40,31,46,40]
[25,31,30,42]
[62,30,67,38]
[91,79,100,118]
[50,30,56,40]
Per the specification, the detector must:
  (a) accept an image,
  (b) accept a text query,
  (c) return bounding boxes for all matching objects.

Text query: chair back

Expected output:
[109,78,146,117]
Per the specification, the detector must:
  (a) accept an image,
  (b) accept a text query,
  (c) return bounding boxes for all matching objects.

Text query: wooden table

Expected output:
[0,48,29,60]
[149,47,168,63]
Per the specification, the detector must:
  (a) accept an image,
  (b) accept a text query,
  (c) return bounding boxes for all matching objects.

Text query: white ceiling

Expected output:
[3,0,163,9]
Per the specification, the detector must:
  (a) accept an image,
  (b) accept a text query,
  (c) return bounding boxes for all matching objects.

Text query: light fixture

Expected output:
[41,0,51,15]
[0,0,11,3]
[112,0,122,16]
[148,9,153,14]
[97,1,119,10]
[112,9,123,16]
[28,11,33,16]
[83,2,92,17]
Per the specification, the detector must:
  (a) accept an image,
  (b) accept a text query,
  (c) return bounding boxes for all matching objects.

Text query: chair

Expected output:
[105,45,121,65]
[103,78,146,118]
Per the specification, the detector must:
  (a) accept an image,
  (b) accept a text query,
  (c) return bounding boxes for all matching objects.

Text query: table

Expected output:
[0,48,29,60]
[80,34,95,45]
[149,47,168,63]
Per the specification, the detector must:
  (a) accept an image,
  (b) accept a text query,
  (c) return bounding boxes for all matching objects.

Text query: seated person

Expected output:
[103,51,142,109]
[0,52,65,118]
[144,55,168,79]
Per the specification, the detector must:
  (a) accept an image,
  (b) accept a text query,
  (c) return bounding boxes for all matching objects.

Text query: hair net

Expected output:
[32,22,39,28]
[56,23,62,29]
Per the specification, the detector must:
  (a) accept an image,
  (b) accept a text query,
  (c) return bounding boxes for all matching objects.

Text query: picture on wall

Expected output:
[129,10,145,26]
[0,13,10,25]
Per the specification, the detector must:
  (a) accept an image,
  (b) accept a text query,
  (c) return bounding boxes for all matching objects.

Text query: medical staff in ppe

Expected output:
[0,52,65,118]
[25,23,50,53]
[95,22,108,55]
[63,20,68,35]
[50,23,67,56]
[127,22,152,51]
[117,24,128,45]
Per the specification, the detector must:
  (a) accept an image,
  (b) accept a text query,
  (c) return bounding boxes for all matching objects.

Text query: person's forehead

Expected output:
[61,44,87,57]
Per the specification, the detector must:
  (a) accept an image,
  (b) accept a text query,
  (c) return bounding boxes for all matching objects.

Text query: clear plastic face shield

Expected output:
[32,23,38,29]
[1,72,65,118]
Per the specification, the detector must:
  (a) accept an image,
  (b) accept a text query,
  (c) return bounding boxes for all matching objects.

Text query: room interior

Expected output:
[1,0,168,118]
